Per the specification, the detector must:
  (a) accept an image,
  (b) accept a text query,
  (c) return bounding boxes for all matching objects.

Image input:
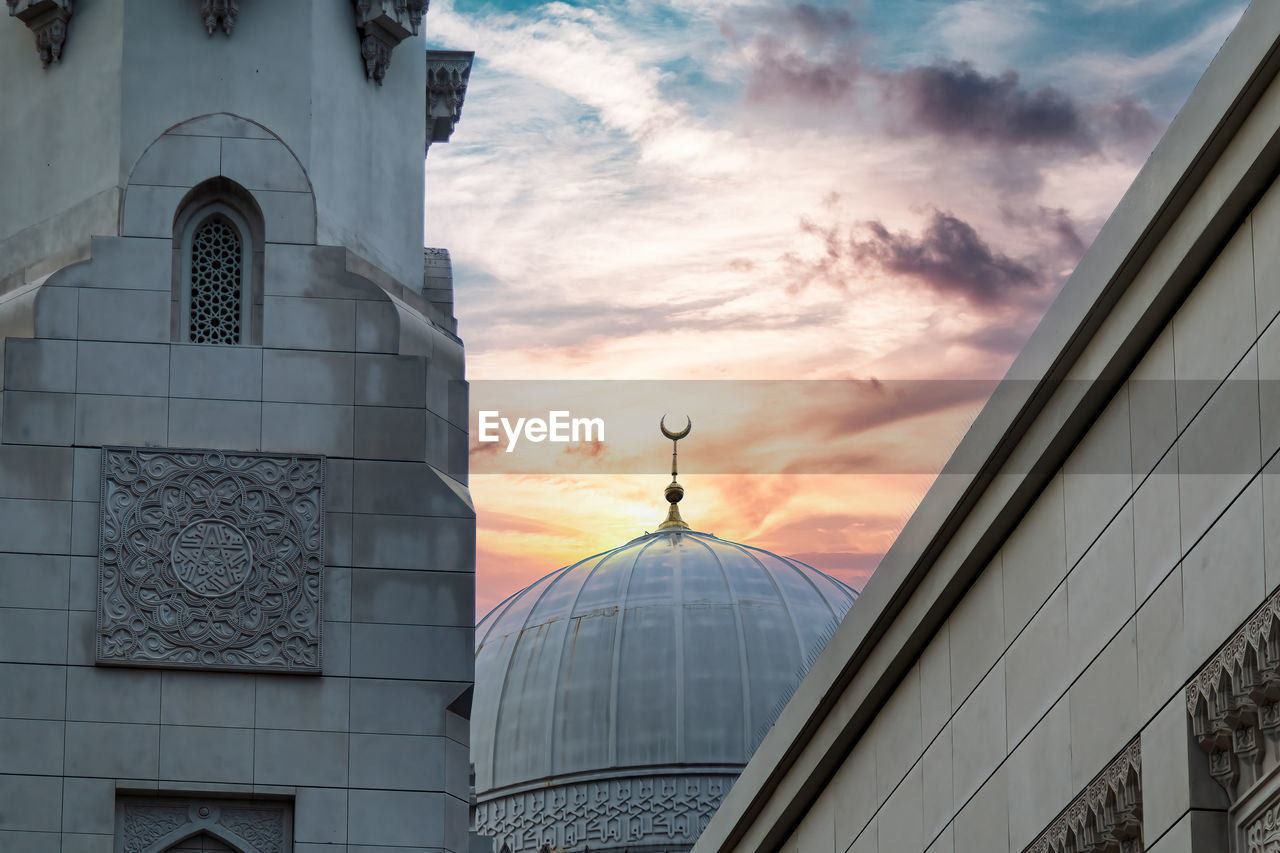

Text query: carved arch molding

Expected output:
[116,796,291,853]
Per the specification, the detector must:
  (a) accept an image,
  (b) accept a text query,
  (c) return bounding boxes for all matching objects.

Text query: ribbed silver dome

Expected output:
[472,528,855,852]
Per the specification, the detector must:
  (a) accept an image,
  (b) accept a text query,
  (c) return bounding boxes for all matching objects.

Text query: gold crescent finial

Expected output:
[660,414,691,442]
[657,415,692,531]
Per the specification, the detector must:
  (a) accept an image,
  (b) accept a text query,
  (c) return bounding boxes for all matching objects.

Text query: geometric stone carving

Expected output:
[425,50,474,150]
[97,447,324,673]
[189,215,245,345]
[1243,797,1280,853]
[1025,739,1143,853]
[352,0,428,85]
[7,0,74,68]
[1187,588,1280,801]
[474,773,736,852]
[116,795,292,853]
[199,0,238,36]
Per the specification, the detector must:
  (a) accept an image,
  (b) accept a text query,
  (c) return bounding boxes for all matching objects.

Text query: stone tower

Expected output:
[0,2,476,851]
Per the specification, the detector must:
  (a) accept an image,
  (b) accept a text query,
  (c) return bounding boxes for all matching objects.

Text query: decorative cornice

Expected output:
[352,0,428,85]
[7,0,73,68]
[426,50,474,150]
[200,0,238,36]
[1025,739,1143,853]
[1186,588,1280,800]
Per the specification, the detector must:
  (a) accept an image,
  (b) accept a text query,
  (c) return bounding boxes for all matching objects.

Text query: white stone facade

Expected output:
[0,2,475,851]
[690,5,1280,853]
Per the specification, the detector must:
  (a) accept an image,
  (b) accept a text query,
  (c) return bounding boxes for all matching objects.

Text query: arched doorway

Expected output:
[164,832,240,852]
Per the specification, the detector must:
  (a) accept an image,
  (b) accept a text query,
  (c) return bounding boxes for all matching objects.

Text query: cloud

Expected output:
[883,61,1096,150]
[854,210,1043,303]
[1057,6,1243,97]
[929,0,1043,69]
[785,206,1048,306]
[725,3,861,106]
[726,11,1156,153]
[744,34,859,105]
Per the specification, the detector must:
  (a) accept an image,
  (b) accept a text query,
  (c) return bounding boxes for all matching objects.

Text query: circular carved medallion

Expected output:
[98,448,325,671]
[171,518,253,597]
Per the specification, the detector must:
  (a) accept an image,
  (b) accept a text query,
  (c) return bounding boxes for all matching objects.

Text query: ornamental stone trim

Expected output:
[96,447,324,673]
[7,0,73,68]
[475,773,736,852]
[1186,587,1280,800]
[116,795,291,853]
[1244,796,1280,853]
[1025,739,1143,853]
[426,50,474,149]
[352,0,428,85]
[200,0,238,36]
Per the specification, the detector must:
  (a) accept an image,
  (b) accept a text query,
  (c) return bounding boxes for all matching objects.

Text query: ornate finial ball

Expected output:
[665,481,684,504]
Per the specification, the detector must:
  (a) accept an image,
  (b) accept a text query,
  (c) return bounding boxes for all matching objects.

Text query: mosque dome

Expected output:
[472,525,856,852]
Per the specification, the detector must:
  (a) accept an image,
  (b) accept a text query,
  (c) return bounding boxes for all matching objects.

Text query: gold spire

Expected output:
[657,415,692,531]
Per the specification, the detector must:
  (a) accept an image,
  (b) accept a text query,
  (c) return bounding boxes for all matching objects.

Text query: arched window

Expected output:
[172,179,264,345]
[187,210,246,344]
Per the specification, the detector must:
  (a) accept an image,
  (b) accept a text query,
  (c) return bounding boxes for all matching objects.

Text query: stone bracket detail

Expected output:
[7,0,73,68]
[1025,739,1143,853]
[476,774,735,852]
[352,0,428,85]
[426,50,474,150]
[1187,588,1280,800]
[96,447,325,673]
[200,0,238,36]
[117,795,291,853]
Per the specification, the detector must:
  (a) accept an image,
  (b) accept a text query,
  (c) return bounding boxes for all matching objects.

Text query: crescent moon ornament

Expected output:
[656,415,692,531]
[660,415,692,441]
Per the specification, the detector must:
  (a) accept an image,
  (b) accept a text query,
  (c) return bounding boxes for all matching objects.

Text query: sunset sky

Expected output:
[423,0,1249,619]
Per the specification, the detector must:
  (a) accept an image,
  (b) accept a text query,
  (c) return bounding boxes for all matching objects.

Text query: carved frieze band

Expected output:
[1186,588,1280,800]
[352,0,428,85]
[1025,739,1143,853]
[7,0,73,68]
[97,447,325,673]
[1182,584,1280,799]
[117,796,291,853]
[475,774,736,852]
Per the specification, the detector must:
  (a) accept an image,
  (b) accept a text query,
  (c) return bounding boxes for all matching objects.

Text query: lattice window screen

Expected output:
[189,215,243,344]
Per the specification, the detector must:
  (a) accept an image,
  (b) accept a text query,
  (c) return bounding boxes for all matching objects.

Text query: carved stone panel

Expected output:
[1242,796,1280,853]
[97,447,324,673]
[116,796,292,853]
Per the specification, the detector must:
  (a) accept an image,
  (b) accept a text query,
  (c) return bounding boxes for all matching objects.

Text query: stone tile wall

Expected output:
[0,232,474,852]
[779,150,1280,853]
